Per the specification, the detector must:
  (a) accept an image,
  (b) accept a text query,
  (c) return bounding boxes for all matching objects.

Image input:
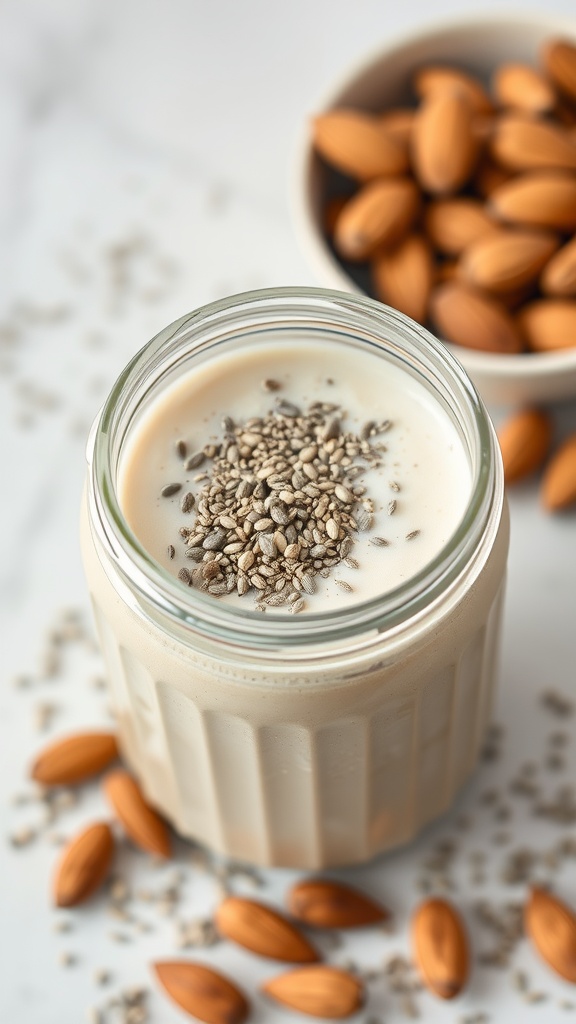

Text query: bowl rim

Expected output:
[292,10,576,381]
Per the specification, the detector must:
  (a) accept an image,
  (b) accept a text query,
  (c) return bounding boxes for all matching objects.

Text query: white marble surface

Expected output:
[2,1,576,1022]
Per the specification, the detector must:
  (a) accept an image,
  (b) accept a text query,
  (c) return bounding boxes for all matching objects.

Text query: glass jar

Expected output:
[81,287,508,868]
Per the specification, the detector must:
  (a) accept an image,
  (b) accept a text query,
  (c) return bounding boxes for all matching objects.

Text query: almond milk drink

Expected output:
[82,289,508,867]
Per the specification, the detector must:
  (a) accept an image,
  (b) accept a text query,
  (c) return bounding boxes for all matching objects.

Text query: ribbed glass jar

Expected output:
[81,287,508,868]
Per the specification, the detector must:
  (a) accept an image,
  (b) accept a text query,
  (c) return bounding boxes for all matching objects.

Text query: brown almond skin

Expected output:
[490,115,576,173]
[53,822,114,907]
[334,178,419,261]
[412,90,478,195]
[541,435,576,511]
[543,39,576,103]
[425,198,499,255]
[372,234,433,324]
[412,897,470,1000]
[525,886,576,979]
[413,65,493,114]
[490,172,576,231]
[262,966,363,1019]
[154,961,249,1024]
[288,878,389,929]
[541,236,576,296]
[497,409,553,484]
[518,299,576,352]
[492,62,556,114]
[430,283,524,354]
[104,769,171,858]
[312,109,408,181]
[31,731,119,786]
[216,896,319,963]
[460,230,558,294]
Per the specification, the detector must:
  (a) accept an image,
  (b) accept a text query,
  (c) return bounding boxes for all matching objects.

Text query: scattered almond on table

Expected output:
[24,719,576,1019]
[496,410,576,512]
[312,36,576,354]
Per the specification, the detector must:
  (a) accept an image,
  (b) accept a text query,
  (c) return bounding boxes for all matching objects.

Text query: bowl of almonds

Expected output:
[294,14,576,407]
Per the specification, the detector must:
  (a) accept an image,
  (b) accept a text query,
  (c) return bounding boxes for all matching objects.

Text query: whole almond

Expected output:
[518,299,576,352]
[312,109,408,181]
[287,878,389,929]
[334,178,419,261]
[492,62,557,114]
[154,961,249,1024]
[413,65,492,114]
[497,409,553,484]
[372,234,433,323]
[541,236,576,296]
[262,966,363,1019]
[412,90,478,195]
[430,283,524,354]
[412,897,469,1000]
[490,171,576,231]
[53,821,114,907]
[425,198,500,255]
[541,434,576,511]
[543,39,576,103]
[460,229,558,294]
[104,769,171,858]
[31,731,119,786]
[525,886,576,979]
[491,115,576,172]
[215,896,319,963]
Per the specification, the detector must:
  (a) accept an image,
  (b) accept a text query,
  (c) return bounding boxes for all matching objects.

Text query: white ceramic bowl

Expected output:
[293,13,576,408]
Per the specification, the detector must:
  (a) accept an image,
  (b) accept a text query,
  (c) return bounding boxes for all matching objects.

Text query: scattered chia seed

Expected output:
[160,483,181,498]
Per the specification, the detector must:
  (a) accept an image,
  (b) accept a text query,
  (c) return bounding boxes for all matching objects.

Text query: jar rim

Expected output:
[87,286,501,650]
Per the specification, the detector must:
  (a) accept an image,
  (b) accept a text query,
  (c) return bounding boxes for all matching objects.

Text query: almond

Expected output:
[287,878,389,929]
[372,234,433,323]
[543,39,576,104]
[215,896,319,963]
[334,178,419,261]
[31,731,119,786]
[430,283,524,354]
[312,109,408,181]
[460,229,558,294]
[525,886,576,979]
[104,769,171,858]
[541,434,576,511]
[425,198,500,255]
[492,63,557,114]
[490,115,576,172]
[53,822,114,907]
[153,961,249,1024]
[412,90,478,195]
[518,299,576,352]
[497,409,553,484]
[413,65,493,114]
[490,171,576,231]
[262,966,363,1019]
[411,897,470,1000]
[541,236,576,296]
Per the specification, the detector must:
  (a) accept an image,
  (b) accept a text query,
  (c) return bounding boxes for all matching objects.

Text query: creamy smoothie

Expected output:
[82,291,508,868]
[119,340,471,611]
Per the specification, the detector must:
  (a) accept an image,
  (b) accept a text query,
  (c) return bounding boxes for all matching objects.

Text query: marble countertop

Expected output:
[2,1,576,1022]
